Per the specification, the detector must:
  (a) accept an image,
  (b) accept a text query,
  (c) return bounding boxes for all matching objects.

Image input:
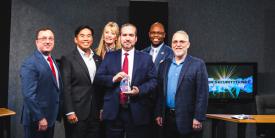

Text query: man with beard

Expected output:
[155,30,208,138]
[95,23,157,138]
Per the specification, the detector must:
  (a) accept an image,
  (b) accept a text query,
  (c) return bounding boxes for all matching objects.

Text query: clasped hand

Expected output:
[112,72,139,96]
[112,72,128,82]
[122,86,139,96]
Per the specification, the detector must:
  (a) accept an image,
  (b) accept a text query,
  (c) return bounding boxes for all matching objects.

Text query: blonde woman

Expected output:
[96,21,121,59]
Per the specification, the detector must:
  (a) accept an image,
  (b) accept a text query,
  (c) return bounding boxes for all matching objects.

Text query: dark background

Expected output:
[130,1,168,50]
[2,0,275,137]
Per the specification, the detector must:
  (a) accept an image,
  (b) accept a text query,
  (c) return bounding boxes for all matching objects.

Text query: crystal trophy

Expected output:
[120,76,131,93]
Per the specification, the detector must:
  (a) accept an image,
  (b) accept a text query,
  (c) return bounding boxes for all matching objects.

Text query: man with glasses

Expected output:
[155,30,208,138]
[20,27,62,138]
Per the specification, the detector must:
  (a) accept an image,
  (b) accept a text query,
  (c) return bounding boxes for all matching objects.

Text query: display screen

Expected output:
[206,63,257,102]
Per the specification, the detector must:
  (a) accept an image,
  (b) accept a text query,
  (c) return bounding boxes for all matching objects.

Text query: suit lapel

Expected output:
[34,50,59,89]
[155,45,166,65]
[176,55,192,91]
[163,59,172,99]
[52,57,62,89]
[93,54,101,68]
[131,50,139,85]
[73,49,92,84]
[143,47,151,54]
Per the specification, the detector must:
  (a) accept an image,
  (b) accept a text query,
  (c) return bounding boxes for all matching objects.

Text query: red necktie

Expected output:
[120,53,129,104]
[47,56,57,80]
[122,53,128,74]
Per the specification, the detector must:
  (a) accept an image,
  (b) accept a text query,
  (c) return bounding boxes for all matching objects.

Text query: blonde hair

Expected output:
[96,21,121,59]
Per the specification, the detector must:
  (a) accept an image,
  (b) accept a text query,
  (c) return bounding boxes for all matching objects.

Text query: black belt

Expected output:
[166,108,176,116]
[120,103,129,109]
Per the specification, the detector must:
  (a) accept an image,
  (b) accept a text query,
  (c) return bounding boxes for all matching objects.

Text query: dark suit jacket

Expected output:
[142,43,173,71]
[60,48,102,121]
[20,50,62,127]
[94,49,157,125]
[155,55,209,135]
[142,44,174,109]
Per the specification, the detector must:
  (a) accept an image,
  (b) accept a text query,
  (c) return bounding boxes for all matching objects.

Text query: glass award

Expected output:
[120,76,131,93]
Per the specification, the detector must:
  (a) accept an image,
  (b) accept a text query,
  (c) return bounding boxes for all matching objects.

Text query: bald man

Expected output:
[142,22,173,71]
[142,22,174,138]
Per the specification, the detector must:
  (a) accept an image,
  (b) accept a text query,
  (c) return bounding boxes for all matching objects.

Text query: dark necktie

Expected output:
[47,56,57,80]
[120,53,129,104]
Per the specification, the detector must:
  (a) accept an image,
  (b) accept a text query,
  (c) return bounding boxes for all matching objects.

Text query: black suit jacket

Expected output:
[60,48,102,120]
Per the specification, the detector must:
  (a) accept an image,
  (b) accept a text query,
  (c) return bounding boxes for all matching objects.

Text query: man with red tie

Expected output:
[20,27,62,138]
[95,23,157,138]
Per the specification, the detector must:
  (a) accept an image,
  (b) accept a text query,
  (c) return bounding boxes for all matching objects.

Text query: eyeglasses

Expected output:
[37,37,54,42]
[149,31,165,35]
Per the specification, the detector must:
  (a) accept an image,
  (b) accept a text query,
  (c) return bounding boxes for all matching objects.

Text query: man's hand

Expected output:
[192,119,202,130]
[123,86,139,96]
[67,113,78,124]
[112,72,128,82]
[99,109,103,121]
[38,118,48,131]
[155,116,163,127]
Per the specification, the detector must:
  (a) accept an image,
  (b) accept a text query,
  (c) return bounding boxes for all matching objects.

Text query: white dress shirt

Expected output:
[121,48,135,84]
[66,47,97,116]
[77,47,97,83]
[150,43,164,62]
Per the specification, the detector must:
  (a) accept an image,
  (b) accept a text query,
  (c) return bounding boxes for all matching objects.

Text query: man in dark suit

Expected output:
[60,25,102,138]
[155,30,209,138]
[142,22,174,138]
[95,23,157,138]
[20,27,62,138]
[142,22,173,71]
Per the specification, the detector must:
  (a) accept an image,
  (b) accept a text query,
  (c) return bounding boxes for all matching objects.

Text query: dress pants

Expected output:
[163,109,202,138]
[24,123,54,138]
[64,110,100,138]
[105,106,150,138]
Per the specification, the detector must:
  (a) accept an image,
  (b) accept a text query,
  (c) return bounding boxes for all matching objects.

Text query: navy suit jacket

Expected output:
[95,49,157,125]
[60,48,102,120]
[20,50,62,127]
[155,55,209,135]
[142,43,173,71]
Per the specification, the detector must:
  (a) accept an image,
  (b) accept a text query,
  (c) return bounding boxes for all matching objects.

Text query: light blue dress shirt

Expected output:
[166,58,184,109]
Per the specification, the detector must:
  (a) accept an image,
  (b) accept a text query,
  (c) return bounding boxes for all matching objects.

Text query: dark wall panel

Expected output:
[130,1,168,50]
[0,0,11,107]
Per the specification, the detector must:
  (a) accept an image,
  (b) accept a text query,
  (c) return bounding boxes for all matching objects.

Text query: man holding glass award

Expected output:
[95,23,157,138]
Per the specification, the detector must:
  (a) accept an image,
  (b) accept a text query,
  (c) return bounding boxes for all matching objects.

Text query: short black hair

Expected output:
[35,27,54,39]
[74,25,94,37]
[120,23,137,35]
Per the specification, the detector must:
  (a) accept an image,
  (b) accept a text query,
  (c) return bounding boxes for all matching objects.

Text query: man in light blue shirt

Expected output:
[166,59,184,109]
[155,30,208,138]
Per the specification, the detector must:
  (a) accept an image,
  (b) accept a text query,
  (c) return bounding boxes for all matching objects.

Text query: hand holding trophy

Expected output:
[120,76,131,93]
[120,76,139,96]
